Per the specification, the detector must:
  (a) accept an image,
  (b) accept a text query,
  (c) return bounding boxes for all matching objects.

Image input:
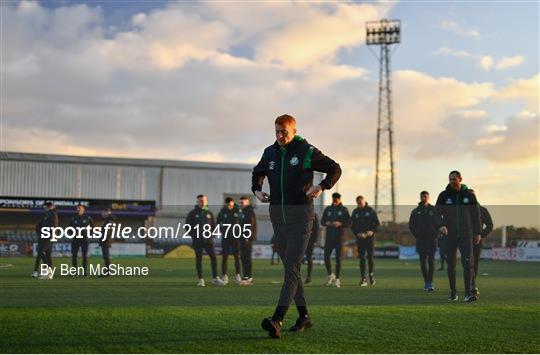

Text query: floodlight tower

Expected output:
[366,19,400,225]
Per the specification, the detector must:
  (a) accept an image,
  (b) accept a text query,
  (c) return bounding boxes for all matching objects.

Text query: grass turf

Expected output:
[0,257,539,353]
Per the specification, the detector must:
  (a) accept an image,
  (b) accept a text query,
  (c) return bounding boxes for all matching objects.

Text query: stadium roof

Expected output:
[0,151,253,172]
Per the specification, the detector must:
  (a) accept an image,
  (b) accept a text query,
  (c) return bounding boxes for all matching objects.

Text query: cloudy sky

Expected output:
[2,0,539,208]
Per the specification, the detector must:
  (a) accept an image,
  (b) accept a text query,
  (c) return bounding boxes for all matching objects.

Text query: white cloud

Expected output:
[495,55,525,70]
[456,110,489,119]
[440,20,481,39]
[254,3,387,70]
[432,47,472,58]
[486,124,508,133]
[493,74,540,111]
[433,48,525,71]
[480,56,494,70]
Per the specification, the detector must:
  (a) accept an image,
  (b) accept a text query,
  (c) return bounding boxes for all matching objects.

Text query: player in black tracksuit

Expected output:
[33,202,58,277]
[408,191,442,291]
[252,114,341,338]
[239,196,257,284]
[436,171,482,302]
[185,194,222,286]
[70,204,94,276]
[467,189,494,296]
[99,208,116,271]
[320,194,351,287]
[217,197,242,284]
[304,213,319,284]
[351,196,380,286]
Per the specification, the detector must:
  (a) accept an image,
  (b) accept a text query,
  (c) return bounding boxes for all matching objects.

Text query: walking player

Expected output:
[321,193,351,288]
[252,114,341,338]
[185,194,224,287]
[217,197,242,285]
[33,202,58,279]
[436,171,482,302]
[238,196,257,285]
[351,196,380,286]
[468,189,493,296]
[70,204,94,277]
[408,191,441,291]
[99,208,116,273]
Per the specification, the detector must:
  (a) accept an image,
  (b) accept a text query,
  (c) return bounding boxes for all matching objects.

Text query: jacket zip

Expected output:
[456,190,460,238]
[280,147,287,224]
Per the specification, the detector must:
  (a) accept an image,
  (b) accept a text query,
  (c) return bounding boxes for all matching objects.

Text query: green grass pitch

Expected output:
[1,257,539,353]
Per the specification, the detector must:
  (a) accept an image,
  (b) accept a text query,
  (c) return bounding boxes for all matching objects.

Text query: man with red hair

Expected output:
[252,114,342,338]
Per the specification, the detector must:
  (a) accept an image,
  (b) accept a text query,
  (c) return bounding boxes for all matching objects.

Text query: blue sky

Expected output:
[2,1,539,217]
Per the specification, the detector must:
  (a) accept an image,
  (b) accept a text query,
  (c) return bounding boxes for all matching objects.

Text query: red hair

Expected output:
[275,114,296,127]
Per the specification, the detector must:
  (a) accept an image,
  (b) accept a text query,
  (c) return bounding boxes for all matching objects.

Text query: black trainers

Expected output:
[464,294,478,303]
[289,316,313,332]
[368,273,376,285]
[449,291,458,301]
[261,317,282,338]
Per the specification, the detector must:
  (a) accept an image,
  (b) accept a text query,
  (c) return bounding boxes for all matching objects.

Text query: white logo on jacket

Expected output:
[290,156,299,166]
[269,161,275,170]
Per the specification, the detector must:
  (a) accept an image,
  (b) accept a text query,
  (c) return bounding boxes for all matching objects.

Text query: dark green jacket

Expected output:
[69,213,94,240]
[185,205,216,244]
[217,205,240,240]
[321,203,351,240]
[435,184,482,239]
[351,204,380,235]
[409,203,441,250]
[251,135,341,223]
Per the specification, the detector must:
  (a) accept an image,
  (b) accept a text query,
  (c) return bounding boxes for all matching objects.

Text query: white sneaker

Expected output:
[197,278,206,287]
[212,277,225,286]
[32,271,39,278]
[39,268,53,280]
[222,274,229,285]
[240,277,253,286]
[325,273,336,286]
[235,274,242,284]
[333,278,341,288]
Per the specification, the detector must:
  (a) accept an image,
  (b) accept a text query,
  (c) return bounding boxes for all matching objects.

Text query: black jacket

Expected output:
[252,135,341,223]
[351,204,380,236]
[239,205,257,242]
[99,214,117,247]
[480,205,494,238]
[69,213,94,240]
[217,206,241,239]
[320,203,351,240]
[185,206,216,244]
[435,184,482,239]
[408,203,441,250]
[36,209,59,243]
